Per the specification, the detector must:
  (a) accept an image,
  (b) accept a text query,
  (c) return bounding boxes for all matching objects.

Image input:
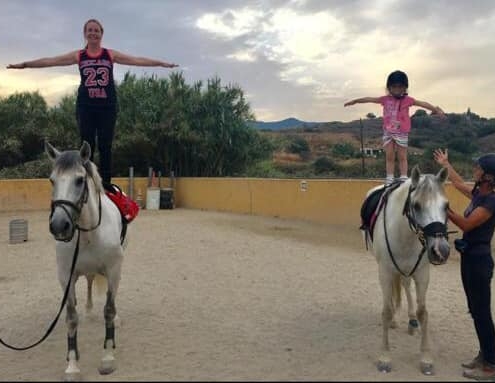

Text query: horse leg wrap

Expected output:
[104,326,116,349]
[67,332,80,361]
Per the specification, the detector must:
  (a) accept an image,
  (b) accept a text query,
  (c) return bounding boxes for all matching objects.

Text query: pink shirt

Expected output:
[379,95,415,134]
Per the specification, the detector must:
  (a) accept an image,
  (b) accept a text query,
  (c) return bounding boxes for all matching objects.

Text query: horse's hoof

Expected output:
[64,372,81,382]
[377,361,392,373]
[420,362,434,375]
[99,355,116,375]
[64,362,81,381]
[64,368,81,382]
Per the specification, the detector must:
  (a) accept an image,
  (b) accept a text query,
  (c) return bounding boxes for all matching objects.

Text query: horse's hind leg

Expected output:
[402,277,419,335]
[377,269,394,373]
[65,286,81,381]
[99,264,121,375]
[414,269,434,375]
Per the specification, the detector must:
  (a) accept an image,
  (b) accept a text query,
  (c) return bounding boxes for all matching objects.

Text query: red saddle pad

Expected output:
[105,185,139,223]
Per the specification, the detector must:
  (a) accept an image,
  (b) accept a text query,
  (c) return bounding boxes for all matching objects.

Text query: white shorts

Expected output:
[383,132,408,148]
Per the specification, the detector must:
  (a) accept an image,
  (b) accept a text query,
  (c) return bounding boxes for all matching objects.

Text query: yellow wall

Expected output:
[0,177,471,225]
[174,178,471,225]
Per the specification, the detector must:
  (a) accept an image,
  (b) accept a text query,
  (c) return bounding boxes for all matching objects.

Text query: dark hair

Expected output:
[83,19,104,34]
[386,70,408,88]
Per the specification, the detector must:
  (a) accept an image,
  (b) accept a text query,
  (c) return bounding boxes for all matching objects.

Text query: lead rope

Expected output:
[0,230,81,350]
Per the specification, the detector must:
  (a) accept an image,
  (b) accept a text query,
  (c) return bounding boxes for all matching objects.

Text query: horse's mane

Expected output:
[54,151,103,193]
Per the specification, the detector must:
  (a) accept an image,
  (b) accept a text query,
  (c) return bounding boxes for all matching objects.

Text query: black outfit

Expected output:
[460,188,495,366]
[76,48,117,187]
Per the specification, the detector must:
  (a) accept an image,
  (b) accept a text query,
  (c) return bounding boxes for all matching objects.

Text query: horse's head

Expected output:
[45,141,100,242]
[406,165,450,265]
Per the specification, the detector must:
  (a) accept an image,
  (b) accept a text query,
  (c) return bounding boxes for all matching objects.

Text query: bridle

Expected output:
[49,173,102,242]
[383,183,449,278]
[0,169,102,351]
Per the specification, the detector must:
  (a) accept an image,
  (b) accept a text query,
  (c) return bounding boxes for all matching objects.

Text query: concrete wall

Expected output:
[0,177,471,226]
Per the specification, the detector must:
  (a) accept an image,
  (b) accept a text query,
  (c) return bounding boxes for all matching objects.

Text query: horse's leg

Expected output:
[414,268,434,375]
[99,264,121,375]
[402,277,419,335]
[86,274,94,313]
[65,284,81,381]
[377,268,394,373]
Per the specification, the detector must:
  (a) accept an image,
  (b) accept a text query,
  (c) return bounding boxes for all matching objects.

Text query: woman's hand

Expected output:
[433,148,449,167]
[6,63,25,69]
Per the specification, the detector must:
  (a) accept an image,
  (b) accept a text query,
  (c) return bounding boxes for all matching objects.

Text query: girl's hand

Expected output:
[344,100,355,107]
[433,148,449,166]
[432,106,447,119]
[6,63,25,69]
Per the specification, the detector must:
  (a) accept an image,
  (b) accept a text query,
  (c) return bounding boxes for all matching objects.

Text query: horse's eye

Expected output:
[75,177,84,187]
[413,202,421,211]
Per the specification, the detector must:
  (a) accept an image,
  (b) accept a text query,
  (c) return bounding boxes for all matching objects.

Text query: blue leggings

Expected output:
[461,252,495,365]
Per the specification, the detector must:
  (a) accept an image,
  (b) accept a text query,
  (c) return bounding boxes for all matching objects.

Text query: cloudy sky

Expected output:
[1,0,494,122]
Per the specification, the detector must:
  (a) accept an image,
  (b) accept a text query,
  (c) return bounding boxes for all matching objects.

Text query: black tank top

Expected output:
[77,48,117,107]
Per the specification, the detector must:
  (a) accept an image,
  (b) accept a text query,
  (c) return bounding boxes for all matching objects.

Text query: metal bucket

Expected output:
[9,219,28,244]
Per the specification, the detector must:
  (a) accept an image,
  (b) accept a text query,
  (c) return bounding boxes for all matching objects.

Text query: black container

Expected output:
[160,188,174,209]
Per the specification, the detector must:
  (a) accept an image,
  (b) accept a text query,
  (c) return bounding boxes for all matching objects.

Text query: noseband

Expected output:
[49,173,102,241]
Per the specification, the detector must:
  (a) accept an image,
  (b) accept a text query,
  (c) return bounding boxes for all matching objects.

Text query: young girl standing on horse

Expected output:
[344,70,446,185]
[7,18,178,218]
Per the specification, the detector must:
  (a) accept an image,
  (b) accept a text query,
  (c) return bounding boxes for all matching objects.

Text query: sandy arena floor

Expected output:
[0,208,486,381]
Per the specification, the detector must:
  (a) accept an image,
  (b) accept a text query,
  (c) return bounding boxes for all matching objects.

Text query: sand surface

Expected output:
[0,208,484,381]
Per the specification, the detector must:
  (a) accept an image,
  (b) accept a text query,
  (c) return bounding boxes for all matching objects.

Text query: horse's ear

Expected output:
[411,165,421,187]
[436,166,448,184]
[80,141,91,163]
[45,140,60,162]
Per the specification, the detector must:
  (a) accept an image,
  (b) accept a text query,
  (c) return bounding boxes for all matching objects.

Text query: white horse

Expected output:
[45,141,126,380]
[363,166,450,375]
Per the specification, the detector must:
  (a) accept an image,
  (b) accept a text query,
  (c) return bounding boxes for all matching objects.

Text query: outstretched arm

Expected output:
[414,100,446,118]
[344,97,381,107]
[433,148,472,198]
[7,51,79,69]
[110,50,178,68]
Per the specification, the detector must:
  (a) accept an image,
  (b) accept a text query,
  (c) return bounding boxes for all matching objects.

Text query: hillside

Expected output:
[248,117,321,130]
[255,112,495,179]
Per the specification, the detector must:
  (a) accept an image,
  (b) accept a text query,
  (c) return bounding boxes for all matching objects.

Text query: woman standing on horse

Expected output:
[7,18,178,196]
[434,148,495,380]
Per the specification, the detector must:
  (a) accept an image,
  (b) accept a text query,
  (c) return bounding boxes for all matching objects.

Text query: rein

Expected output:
[383,184,448,277]
[0,174,102,351]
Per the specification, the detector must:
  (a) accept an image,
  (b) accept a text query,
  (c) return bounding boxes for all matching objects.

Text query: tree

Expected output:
[313,156,336,174]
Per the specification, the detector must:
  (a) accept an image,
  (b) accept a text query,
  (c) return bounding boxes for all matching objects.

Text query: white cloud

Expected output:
[227,49,257,62]
[195,8,264,39]
[0,71,79,106]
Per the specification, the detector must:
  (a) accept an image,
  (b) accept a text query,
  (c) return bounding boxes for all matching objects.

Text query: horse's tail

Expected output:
[94,273,108,296]
[391,274,402,312]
